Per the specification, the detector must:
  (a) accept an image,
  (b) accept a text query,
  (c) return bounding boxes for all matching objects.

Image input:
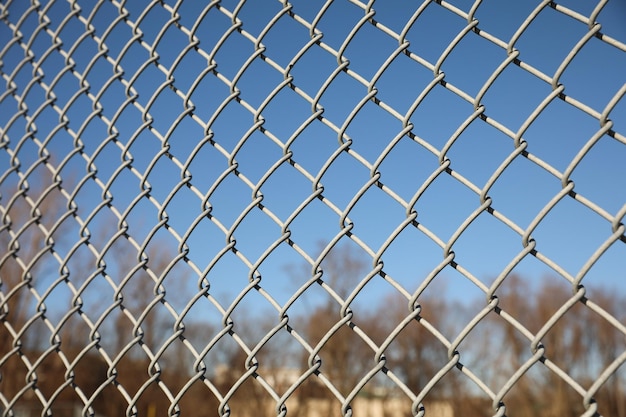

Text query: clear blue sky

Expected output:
[1,0,625,322]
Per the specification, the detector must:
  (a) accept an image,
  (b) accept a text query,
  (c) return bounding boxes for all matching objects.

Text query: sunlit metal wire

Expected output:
[1,1,625,416]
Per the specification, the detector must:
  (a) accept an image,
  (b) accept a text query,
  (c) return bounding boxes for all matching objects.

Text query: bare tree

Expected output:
[375,292,453,397]
[0,164,203,416]
[87,232,195,417]
[485,275,626,417]
[283,241,394,416]
[0,167,73,411]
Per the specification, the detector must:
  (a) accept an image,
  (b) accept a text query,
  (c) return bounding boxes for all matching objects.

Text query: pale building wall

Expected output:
[259,397,453,417]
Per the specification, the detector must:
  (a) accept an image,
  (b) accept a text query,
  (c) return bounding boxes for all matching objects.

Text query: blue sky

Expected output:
[1,0,625,326]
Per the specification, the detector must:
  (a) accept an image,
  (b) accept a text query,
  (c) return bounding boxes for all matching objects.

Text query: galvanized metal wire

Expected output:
[1,0,625,416]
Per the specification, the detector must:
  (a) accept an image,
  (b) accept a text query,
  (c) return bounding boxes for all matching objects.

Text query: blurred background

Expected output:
[1,1,625,416]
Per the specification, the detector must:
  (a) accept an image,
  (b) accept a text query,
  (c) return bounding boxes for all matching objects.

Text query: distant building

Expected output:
[214,365,454,417]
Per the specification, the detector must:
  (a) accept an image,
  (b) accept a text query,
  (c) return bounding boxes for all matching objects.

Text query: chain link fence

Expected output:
[1,1,626,416]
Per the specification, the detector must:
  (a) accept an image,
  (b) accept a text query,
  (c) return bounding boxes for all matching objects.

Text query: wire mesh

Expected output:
[1,1,625,416]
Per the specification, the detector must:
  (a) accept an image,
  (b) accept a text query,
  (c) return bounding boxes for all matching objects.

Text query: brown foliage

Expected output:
[2,184,625,417]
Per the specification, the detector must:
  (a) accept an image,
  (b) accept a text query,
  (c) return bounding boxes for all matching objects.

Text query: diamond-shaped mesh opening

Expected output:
[1,1,625,416]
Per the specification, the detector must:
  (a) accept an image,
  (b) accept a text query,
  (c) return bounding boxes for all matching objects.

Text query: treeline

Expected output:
[1,176,625,417]
[2,250,624,416]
